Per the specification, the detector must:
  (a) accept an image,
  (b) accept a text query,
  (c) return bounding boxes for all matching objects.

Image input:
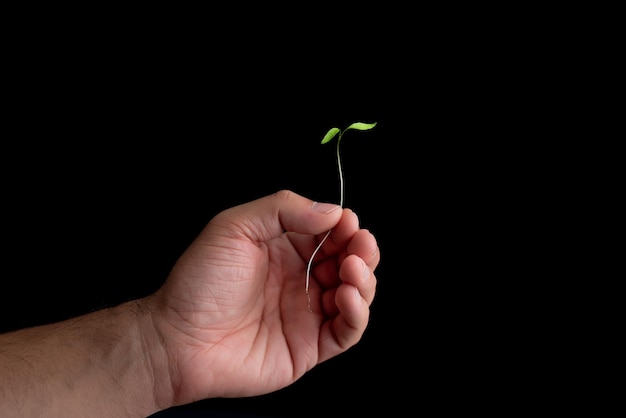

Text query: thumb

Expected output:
[216,189,342,243]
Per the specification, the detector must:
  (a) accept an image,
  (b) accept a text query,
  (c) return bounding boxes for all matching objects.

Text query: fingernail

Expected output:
[312,202,340,214]
[362,260,369,280]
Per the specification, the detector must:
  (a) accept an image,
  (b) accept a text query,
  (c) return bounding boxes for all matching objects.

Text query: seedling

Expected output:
[305,121,377,311]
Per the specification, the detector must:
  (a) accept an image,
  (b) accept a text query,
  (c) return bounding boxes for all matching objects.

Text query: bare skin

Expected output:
[0,190,380,417]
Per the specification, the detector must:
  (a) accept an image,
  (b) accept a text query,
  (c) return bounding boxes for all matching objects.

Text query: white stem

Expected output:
[336,138,344,207]
[305,229,331,311]
[306,137,345,312]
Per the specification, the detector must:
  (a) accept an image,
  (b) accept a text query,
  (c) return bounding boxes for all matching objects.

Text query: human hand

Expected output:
[150,190,380,406]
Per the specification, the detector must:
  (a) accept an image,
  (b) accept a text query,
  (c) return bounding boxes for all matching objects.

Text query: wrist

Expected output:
[129,296,177,412]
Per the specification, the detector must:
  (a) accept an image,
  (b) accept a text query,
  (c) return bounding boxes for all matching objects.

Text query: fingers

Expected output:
[328,208,360,246]
[339,251,377,305]
[317,209,377,262]
[347,229,380,271]
[314,213,380,290]
[317,228,379,363]
[319,232,379,315]
[317,257,377,363]
[341,228,379,309]
[212,189,342,243]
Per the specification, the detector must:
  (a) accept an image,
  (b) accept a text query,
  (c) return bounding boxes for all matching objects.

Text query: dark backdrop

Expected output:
[0,37,554,417]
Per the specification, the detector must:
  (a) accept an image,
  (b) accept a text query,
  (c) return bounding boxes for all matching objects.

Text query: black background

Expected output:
[0,20,568,417]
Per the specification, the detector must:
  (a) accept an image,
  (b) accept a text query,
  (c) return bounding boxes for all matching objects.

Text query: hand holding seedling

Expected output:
[305,121,377,311]
[0,189,380,417]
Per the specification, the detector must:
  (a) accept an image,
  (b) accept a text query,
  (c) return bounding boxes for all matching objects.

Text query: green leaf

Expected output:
[321,127,341,144]
[344,121,377,132]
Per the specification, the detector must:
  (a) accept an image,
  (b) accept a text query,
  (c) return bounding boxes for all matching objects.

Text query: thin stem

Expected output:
[336,137,344,207]
[306,136,344,312]
[305,229,331,311]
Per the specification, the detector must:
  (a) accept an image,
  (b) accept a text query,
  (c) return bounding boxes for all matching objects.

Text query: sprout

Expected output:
[305,121,377,311]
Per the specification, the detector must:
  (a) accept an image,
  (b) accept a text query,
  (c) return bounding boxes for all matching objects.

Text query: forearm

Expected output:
[0,298,172,418]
